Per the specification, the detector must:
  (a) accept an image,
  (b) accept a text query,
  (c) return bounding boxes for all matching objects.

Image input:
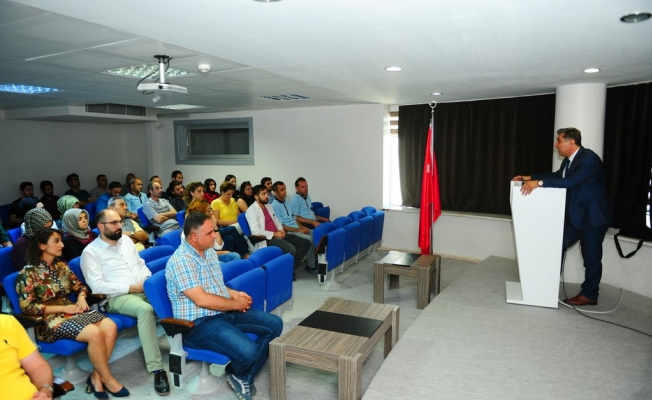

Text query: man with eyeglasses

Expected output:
[81,209,170,396]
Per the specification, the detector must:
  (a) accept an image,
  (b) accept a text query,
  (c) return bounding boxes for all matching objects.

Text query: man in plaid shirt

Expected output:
[166,211,283,400]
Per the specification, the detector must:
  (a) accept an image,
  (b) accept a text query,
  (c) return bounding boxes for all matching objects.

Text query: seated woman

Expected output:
[236,181,255,213]
[11,208,54,271]
[55,195,80,228]
[16,229,128,398]
[183,181,205,206]
[224,174,240,200]
[184,200,241,263]
[61,208,97,262]
[211,181,250,258]
[203,178,219,204]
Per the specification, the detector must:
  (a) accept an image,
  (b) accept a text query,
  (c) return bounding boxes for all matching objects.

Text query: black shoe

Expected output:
[305,266,319,275]
[154,370,170,396]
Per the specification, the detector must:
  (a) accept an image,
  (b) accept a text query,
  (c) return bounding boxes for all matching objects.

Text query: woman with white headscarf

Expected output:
[61,208,96,262]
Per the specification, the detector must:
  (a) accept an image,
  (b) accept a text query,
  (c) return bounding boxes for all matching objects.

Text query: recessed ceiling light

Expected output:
[620,12,651,23]
[583,68,601,74]
[156,104,205,110]
[0,84,62,94]
[102,64,195,79]
[431,92,442,96]
[253,0,282,2]
[260,94,310,101]
[385,66,402,72]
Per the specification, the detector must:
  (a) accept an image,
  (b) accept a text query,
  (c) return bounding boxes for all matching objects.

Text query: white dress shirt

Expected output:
[81,236,151,298]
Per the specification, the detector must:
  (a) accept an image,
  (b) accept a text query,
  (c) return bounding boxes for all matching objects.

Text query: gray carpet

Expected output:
[363,256,652,400]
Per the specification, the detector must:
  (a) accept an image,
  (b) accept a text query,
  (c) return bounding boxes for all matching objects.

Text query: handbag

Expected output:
[613,225,652,258]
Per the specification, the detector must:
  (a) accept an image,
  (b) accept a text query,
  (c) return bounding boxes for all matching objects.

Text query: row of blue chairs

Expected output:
[313,206,385,284]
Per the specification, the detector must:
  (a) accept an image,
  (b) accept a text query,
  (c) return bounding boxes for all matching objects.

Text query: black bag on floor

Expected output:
[614,226,652,258]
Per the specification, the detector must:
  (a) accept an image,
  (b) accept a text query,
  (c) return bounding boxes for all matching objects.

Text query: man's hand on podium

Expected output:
[520,180,540,195]
[511,175,531,182]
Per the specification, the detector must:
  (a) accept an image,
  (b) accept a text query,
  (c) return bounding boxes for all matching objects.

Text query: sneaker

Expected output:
[227,374,253,400]
[249,381,257,396]
[154,369,170,396]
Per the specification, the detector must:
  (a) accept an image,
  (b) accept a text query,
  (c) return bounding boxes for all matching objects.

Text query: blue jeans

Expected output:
[183,309,283,382]
[218,252,241,263]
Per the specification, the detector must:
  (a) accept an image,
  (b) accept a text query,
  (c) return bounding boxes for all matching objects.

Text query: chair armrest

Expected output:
[13,314,44,329]
[160,317,195,336]
[248,235,267,245]
[143,226,161,234]
[53,377,74,397]
[85,293,107,307]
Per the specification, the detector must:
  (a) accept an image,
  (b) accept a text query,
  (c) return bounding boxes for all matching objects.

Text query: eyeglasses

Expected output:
[100,220,122,227]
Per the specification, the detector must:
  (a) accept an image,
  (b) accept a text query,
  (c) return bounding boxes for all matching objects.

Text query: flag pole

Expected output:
[429,101,436,254]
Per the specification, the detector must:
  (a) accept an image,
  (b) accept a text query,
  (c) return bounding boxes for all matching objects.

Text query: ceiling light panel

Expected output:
[0,84,62,94]
[156,104,205,110]
[260,94,310,101]
[102,64,195,79]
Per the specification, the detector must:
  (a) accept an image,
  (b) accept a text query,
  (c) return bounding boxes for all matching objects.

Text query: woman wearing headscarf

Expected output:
[11,208,54,271]
[61,208,97,262]
[55,195,80,228]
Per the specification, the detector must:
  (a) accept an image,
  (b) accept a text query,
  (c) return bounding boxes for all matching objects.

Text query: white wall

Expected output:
[0,119,148,205]
[147,104,388,218]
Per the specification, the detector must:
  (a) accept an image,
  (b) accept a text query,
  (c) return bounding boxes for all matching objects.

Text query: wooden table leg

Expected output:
[388,274,400,289]
[269,340,286,400]
[416,265,431,309]
[373,263,384,304]
[338,353,362,400]
[384,306,399,357]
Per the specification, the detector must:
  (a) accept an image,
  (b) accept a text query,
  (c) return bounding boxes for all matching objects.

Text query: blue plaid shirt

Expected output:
[165,240,230,322]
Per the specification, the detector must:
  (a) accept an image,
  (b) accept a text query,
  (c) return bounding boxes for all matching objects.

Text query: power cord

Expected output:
[559,230,652,338]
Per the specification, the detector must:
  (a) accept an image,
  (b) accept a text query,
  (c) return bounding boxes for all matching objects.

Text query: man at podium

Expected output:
[512,127,612,306]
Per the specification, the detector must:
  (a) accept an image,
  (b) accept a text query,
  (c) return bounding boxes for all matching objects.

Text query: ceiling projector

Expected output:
[137,82,188,93]
[137,55,188,94]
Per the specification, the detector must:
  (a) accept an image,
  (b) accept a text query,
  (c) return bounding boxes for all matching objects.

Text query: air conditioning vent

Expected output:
[86,103,147,116]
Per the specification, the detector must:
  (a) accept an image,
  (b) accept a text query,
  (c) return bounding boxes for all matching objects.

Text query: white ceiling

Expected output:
[1,0,651,116]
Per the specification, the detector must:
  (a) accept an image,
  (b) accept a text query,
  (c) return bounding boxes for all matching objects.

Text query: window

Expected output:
[383,108,403,208]
[174,118,254,165]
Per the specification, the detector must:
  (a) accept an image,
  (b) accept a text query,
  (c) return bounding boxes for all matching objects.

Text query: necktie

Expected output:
[564,159,570,178]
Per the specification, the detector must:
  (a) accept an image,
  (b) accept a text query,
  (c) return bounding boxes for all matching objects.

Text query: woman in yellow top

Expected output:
[211,181,250,257]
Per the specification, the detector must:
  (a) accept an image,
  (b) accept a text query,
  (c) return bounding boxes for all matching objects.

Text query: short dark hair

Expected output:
[183,211,211,238]
[224,174,236,182]
[295,177,306,188]
[557,127,582,146]
[20,181,34,191]
[108,181,122,190]
[261,177,272,186]
[272,181,284,193]
[39,181,52,191]
[219,181,236,194]
[147,181,156,193]
[252,184,266,197]
[28,228,62,265]
[66,173,79,184]
[96,209,110,223]
[171,170,183,179]
[167,180,183,193]
[150,175,159,182]
[96,174,106,182]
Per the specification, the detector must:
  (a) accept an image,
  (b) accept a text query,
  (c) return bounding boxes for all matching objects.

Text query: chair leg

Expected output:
[185,362,221,395]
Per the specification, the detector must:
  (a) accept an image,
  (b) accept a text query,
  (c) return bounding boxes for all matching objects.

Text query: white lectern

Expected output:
[507,181,566,308]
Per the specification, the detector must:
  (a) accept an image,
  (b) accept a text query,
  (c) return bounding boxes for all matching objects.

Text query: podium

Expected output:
[507,182,566,308]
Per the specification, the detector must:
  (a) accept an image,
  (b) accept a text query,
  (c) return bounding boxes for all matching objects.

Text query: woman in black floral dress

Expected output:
[16,228,128,398]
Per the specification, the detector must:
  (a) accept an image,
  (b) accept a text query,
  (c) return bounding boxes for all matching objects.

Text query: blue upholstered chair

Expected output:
[247,246,283,268]
[358,216,375,256]
[259,253,294,314]
[144,271,258,394]
[371,211,385,250]
[314,206,331,220]
[311,202,324,210]
[343,221,361,267]
[224,267,266,311]
[7,227,21,244]
[137,208,164,246]
[3,271,90,383]
[84,202,97,223]
[139,245,176,264]
[348,210,366,222]
[0,246,15,313]
[221,259,257,282]
[312,222,346,284]
[145,255,171,275]
[361,206,377,216]
[158,228,182,248]
[176,210,185,226]
[333,216,352,229]
[237,213,266,250]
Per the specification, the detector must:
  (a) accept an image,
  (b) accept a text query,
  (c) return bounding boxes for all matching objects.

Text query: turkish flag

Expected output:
[418,122,441,254]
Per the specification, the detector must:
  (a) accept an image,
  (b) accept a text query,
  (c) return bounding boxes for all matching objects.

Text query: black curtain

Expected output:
[399,94,555,215]
[603,82,652,229]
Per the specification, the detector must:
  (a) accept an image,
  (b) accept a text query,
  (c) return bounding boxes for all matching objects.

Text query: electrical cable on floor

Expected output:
[559,240,652,338]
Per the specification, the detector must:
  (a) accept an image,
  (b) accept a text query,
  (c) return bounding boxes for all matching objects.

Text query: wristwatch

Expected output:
[41,383,54,393]
[130,231,134,238]
[537,180,544,187]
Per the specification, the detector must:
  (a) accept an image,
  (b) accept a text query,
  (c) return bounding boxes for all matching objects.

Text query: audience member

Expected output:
[10,182,39,228]
[149,175,162,186]
[261,177,275,203]
[61,209,96,262]
[55,195,80,228]
[225,174,240,199]
[167,180,186,212]
[142,181,179,237]
[185,200,241,263]
[64,173,93,206]
[211,181,240,228]
[124,177,149,214]
[11,208,54,271]
[164,171,184,199]
[289,177,330,228]
[271,181,317,273]
[16,228,127,398]
[120,173,135,196]
[95,181,123,212]
[237,181,255,213]
[0,224,12,247]
[166,212,283,400]
[246,185,311,268]
[89,174,108,202]
[108,196,149,252]
[39,180,61,221]
[203,178,219,203]
[0,314,55,400]
[184,181,205,207]
[81,209,170,396]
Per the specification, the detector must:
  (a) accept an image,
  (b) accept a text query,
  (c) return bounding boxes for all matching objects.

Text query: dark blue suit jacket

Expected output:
[532,147,612,230]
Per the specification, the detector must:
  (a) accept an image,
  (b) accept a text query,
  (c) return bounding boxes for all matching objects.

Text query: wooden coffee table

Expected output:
[373,252,441,309]
[269,297,399,400]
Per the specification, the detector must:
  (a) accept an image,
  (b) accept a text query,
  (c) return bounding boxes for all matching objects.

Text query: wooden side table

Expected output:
[373,252,441,309]
[269,297,399,400]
